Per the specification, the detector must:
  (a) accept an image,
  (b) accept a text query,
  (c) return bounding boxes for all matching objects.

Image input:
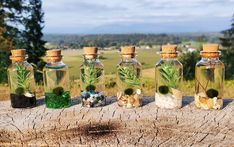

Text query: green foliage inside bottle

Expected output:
[45,87,71,109]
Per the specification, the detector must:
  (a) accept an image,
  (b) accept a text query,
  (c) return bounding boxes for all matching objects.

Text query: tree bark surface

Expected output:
[0,97,233,146]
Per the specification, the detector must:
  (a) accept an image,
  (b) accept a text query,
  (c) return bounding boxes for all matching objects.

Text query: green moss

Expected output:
[45,91,71,109]
[159,86,169,94]
[206,89,219,98]
[124,88,134,95]
[53,87,64,96]
[86,84,96,91]
[15,87,25,95]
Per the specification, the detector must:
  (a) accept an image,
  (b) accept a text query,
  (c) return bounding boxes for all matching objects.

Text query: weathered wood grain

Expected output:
[0,97,233,146]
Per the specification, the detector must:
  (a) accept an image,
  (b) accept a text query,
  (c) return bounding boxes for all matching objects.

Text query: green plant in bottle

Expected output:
[155,45,183,109]
[8,49,36,108]
[117,46,142,108]
[195,44,224,110]
[43,49,71,109]
[80,47,105,107]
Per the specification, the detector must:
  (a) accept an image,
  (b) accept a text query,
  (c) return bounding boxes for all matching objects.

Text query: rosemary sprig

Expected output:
[81,63,103,86]
[15,64,31,91]
[117,66,141,87]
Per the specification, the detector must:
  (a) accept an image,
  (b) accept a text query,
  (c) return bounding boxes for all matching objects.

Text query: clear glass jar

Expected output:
[80,47,105,107]
[195,44,224,110]
[8,49,36,108]
[117,46,142,108]
[155,45,183,109]
[43,50,71,109]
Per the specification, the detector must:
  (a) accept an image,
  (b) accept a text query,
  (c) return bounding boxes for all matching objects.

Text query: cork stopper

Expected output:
[120,46,136,58]
[46,49,62,62]
[83,47,98,55]
[201,44,220,58]
[121,46,136,54]
[83,47,98,59]
[10,49,27,62]
[202,44,219,52]
[161,44,177,58]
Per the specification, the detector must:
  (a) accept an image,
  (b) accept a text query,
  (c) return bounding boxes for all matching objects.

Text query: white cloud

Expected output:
[42,0,234,33]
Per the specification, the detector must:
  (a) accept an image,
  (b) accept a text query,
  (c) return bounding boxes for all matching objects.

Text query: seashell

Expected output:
[126,103,133,108]
[197,92,207,97]
[172,88,183,99]
[118,99,127,107]
[133,94,142,107]
[128,96,135,104]
[134,99,141,107]
[199,96,208,104]
[117,92,122,100]
[194,94,201,107]
[136,89,141,95]
[198,96,210,109]
[207,98,214,109]
[213,97,223,110]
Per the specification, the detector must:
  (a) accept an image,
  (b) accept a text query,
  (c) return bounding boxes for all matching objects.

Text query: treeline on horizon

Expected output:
[44,33,221,49]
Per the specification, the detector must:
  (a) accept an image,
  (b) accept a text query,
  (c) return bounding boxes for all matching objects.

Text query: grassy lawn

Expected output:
[63,48,160,80]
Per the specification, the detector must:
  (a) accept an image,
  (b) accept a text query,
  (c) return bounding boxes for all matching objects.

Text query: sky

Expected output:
[42,0,234,34]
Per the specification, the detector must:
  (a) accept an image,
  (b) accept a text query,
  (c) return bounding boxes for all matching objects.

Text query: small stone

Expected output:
[24,92,34,97]
[172,88,183,99]
[155,92,182,109]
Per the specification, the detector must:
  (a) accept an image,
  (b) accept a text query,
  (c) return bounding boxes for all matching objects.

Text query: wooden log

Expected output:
[0,97,234,146]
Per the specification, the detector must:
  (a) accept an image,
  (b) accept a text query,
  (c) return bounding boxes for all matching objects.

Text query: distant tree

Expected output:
[0,0,26,83]
[220,14,234,79]
[23,0,46,63]
[23,0,46,82]
[0,0,26,48]
[179,51,200,80]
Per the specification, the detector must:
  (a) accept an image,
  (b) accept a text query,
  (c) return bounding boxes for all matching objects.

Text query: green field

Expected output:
[63,48,161,80]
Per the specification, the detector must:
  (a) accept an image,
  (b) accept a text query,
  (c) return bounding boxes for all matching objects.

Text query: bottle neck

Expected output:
[121,56,136,62]
[12,60,27,64]
[84,56,99,62]
[46,60,64,66]
[201,57,219,61]
[161,57,178,61]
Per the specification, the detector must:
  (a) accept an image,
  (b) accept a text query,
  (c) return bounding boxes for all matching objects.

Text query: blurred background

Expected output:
[0,0,234,99]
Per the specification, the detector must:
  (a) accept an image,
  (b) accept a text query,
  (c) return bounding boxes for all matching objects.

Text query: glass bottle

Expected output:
[43,49,71,109]
[80,47,106,107]
[117,46,142,108]
[8,49,37,108]
[195,44,224,110]
[155,45,183,109]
